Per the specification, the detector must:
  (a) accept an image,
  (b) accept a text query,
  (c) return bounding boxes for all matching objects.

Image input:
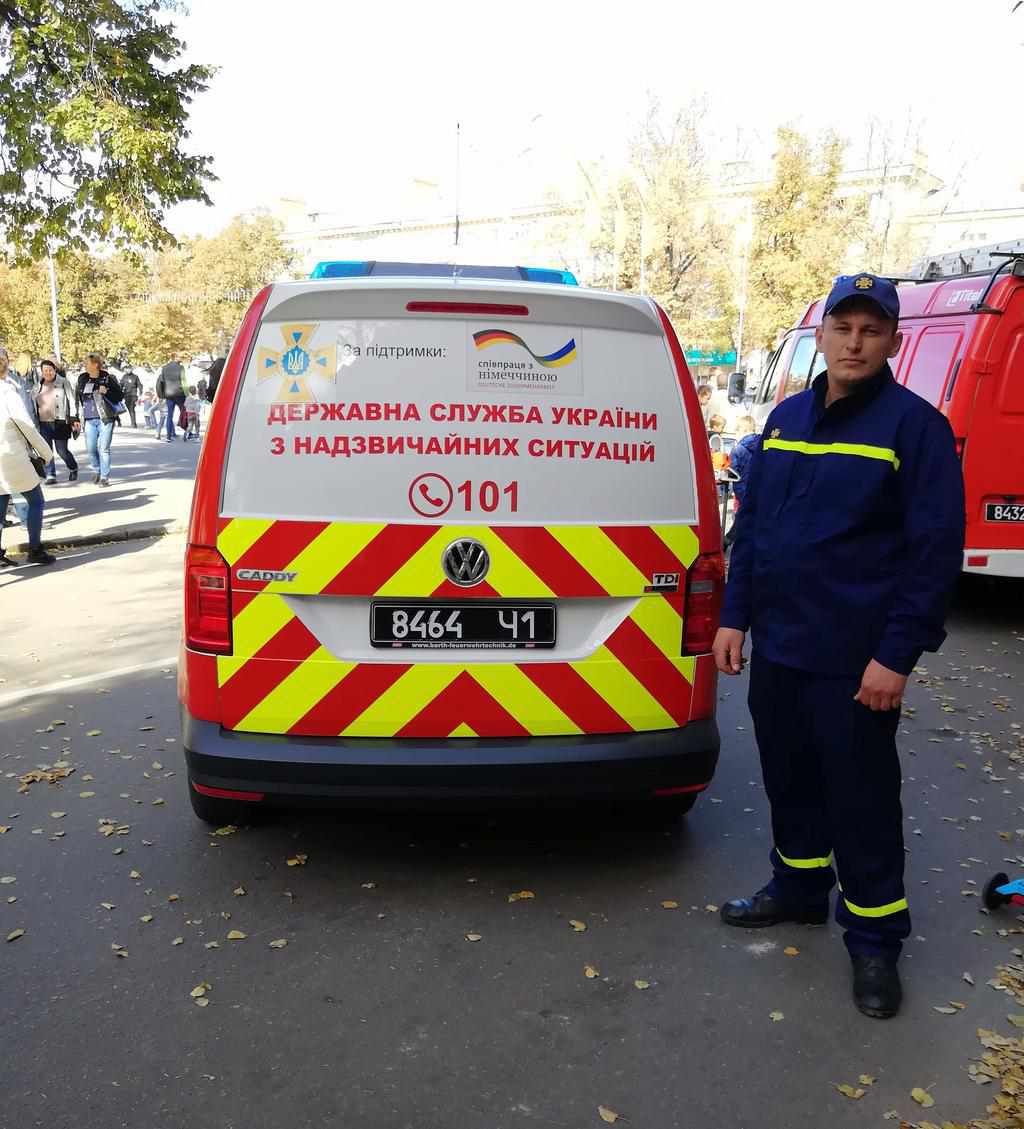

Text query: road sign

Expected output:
[684,349,737,367]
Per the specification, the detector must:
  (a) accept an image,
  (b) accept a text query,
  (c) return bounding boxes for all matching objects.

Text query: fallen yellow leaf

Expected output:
[858,1074,876,1086]
[465,932,483,942]
[597,1106,620,1124]
[233,886,246,896]
[86,729,102,736]
[167,894,179,903]
[172,937,184,946]
[49,811,66,819]
[584,965,600,979]
[769,1011,784,1022]
[783,946,800,957]
[834,1083,865,1100]
[79,791,95,798]
[508,890,535,903]
[213,825,237,836]
[140,914,153,924]
[129,870,142,879]
[100,902,115,911]
[286,854,308,867]
[704,904,719,913]
[227,930,247,941]
[194,997,210,1007]
[569,919,587,932]
[6,928,25,942]
[268,938,288,949]
[634,979,650,990]
[660,900,679,909]
[0,876,16,885]
[910,1087,935,1108]
[190,982,210,998]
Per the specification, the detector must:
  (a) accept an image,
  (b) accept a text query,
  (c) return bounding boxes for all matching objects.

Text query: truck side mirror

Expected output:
[727,371,746,405]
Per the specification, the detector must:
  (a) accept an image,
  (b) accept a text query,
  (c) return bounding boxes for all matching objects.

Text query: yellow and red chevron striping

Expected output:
[213,518,700,738]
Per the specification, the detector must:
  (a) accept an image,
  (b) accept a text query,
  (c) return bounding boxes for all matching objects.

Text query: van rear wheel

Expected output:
[187,779,258,826]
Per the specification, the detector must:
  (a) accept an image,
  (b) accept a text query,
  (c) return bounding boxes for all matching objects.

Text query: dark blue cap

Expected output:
[824,273,900,321]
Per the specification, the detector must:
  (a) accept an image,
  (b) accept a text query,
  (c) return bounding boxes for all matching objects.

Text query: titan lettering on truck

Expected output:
[178,262,723,824]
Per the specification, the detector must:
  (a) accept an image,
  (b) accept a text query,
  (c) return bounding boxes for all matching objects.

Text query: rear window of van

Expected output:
[221,316,697,525]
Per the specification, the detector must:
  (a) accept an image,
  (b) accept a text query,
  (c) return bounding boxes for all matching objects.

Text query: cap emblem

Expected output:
[854,276,874,290]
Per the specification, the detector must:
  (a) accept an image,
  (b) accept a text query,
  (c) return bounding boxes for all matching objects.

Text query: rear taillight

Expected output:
[185,544,232,655]
[682,552,725,656]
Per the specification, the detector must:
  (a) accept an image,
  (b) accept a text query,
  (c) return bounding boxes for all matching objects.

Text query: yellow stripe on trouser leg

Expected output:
[776,850,834,869]
[233,648,356,734]
[842,896,909,918]
[217,594,295,685]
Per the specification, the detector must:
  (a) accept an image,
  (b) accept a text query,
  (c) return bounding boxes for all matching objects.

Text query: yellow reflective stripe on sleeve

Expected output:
[776,849,834,869]
[217,518,275,565]
[763,438,900,471]
[843,895,909,919]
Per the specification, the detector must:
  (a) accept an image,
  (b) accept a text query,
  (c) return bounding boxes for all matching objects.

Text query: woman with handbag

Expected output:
[0,348,56,566]
[35,359,80,484]
[75,352,123,487]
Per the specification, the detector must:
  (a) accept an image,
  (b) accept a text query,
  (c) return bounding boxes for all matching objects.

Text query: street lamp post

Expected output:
[47,254,61,361]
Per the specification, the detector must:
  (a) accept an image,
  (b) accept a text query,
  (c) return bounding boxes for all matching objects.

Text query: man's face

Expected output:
[86,358,100,377]
[815,302,902,385]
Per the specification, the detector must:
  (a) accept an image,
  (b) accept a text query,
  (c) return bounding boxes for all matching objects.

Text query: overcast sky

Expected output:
[166,0,1024,237]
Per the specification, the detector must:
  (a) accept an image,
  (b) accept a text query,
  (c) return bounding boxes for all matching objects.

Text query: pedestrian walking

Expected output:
[713,274,965,1019]
[34,359,79,484]
[696,383,713,427]
[156,354,186,441]
[75,353,123,487]
[120,366,143,427]
[183,387,201,441]
[0,348,56,566]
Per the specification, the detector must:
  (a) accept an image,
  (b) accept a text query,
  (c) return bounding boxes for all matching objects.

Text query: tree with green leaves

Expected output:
[0,1,215,259]
[743,128,870,350]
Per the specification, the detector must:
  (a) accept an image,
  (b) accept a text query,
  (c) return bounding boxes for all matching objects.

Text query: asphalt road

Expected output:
[1,537,1022,1129]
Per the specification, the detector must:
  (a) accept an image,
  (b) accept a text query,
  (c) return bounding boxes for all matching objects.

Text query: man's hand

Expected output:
[713,627,746,675]
[854,659,907,712]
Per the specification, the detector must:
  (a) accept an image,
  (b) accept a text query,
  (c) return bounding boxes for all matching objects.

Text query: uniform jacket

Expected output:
[75,370,124,423]
[0,378,52,495]
[721,365,965,677]
[120,371,143,400]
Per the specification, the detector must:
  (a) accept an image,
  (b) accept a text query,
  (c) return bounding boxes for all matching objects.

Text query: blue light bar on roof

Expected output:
[309,261,578,285]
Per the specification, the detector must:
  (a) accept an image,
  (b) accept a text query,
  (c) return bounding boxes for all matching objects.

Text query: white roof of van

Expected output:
[263,277,664,334]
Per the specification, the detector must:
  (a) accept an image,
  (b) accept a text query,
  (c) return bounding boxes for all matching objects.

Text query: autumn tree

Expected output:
[743,128,870,349]
[0,1,215,259]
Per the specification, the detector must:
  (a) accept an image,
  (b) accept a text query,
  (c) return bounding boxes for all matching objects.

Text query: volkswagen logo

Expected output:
[442,539,490,587]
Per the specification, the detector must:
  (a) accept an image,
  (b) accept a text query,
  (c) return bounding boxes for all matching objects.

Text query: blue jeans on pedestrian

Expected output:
[84,418,114,479]
[165,398,179,439]
[38,420,79,478]
[0,485,44,551]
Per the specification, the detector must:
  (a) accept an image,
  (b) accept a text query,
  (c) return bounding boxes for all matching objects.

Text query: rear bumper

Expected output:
[963,549,1024,578]
[181,707,719,806]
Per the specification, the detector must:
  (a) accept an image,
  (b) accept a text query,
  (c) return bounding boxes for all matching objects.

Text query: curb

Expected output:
[5,521,187,555]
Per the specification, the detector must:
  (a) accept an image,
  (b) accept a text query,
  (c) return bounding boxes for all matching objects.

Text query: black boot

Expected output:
[851,954,901,1018]
[720,885,829,928]
[26,547,56,566]
[0,550,14,568]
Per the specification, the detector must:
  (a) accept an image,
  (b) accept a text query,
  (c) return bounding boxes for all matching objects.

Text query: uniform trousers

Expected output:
[748,653,911,958]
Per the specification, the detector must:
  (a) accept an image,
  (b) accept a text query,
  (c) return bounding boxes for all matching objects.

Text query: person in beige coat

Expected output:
[0,348,56,566]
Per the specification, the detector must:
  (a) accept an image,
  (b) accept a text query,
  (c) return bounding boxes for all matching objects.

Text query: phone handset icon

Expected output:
[408,473,453,517]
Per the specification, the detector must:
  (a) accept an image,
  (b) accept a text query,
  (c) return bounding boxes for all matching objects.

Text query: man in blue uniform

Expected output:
[713,273,965,1018]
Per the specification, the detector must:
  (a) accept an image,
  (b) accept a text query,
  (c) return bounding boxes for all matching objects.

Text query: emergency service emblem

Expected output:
[442,539,490,587]
[256,323,337,403]
[770,428,781,439]
[854,276,874,290]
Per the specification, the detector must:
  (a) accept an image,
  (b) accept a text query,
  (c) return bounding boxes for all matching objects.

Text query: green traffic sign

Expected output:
[684,349,737,367]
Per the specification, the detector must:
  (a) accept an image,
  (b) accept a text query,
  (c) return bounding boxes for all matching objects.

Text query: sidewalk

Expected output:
[3,422,200,552]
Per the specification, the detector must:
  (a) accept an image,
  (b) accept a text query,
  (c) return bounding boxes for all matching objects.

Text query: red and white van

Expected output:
[751,253,1024,578]
[178,264,723,823]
